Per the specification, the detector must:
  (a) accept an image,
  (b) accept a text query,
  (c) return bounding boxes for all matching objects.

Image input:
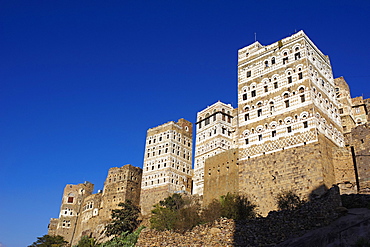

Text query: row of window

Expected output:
[145,162,190,173]
[244,121,309,144]
[146,147,191,160]
[108,175,137,183]
[241,72,303,101]
[243,95,306,122]
[197,125,233,141]
[148,134,191,147]
[144,178,180,186]
[198,112,232,128]
[245,47,302,79]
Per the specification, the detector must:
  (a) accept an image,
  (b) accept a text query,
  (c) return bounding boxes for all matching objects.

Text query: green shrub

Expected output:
[219,193,257,220]
[276,191,304,211]
[104,200,141,237]
[100,226,145,247]
[201,199,222,223]
[150,194,201,232]
[74,236,98,247]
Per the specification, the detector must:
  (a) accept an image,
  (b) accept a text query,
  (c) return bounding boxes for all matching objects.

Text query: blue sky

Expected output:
[1,1,370,246]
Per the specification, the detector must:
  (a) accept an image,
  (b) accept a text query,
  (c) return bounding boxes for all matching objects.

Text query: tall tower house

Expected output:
[237,30,343,159]
[193,101,235,195]
[140,118,193,215]
[234,31,351,214]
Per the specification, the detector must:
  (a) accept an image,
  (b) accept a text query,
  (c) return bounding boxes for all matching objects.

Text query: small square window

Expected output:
[300,95,305,103]
[295,52,301,60]
[272,130,276,137]
[243,93,247,100]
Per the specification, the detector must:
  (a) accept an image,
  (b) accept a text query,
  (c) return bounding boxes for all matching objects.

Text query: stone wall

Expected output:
[203,148,239,205]
[238,134,345,216]
[347,124,370,193]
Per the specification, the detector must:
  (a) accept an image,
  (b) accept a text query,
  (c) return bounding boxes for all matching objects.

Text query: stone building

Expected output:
[48,30,370,244]
[48,164,142,246]
[48,182,94,244]
[139,118,193,216]
[193,101,236,195]
[202,31,360,215]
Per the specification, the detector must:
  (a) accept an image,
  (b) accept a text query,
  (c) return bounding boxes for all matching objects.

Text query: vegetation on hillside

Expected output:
[28,234,67,247]
[275,190,305,211]
[150,192,257,232]
[104,200,141,237]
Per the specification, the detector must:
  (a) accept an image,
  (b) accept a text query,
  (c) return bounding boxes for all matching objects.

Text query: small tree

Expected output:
[28,234,67,247]
[74,235,98,247]
[276,191,304,211]
[201,199,222,223]
[150,193,202,232]
[219,193,257,220]
[104,200,141,237]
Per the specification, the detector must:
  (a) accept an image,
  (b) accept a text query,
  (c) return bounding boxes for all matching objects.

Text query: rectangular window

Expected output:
[251,90,256,97]
[68,197,74,203]
[247,71,251,77]
[288,76,292,83]
[285,100,290,108]
[244,113,249,121]
[258,134,263,141]
[283,57,288,64]
[295,52,301,60]
[242,93,247,100]
[303,121,308,128]
[272,130,276,137]
[298,72,303,80]
[274,82,278,89]
[339,108,344,114]
[245,138,249,145]
[257,109,262,117]
[300,94,305,103]
[264,86,268,92]
[287,126,292,133]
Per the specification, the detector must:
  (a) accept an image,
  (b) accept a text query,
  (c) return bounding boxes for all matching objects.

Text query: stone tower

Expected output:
[193,101,235,195]
[48,165,142,246]
[48,182,94,244]
[237,30,343,157]
[140,118,193,215]
[99,164,142,219]
[233,30,355,214]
